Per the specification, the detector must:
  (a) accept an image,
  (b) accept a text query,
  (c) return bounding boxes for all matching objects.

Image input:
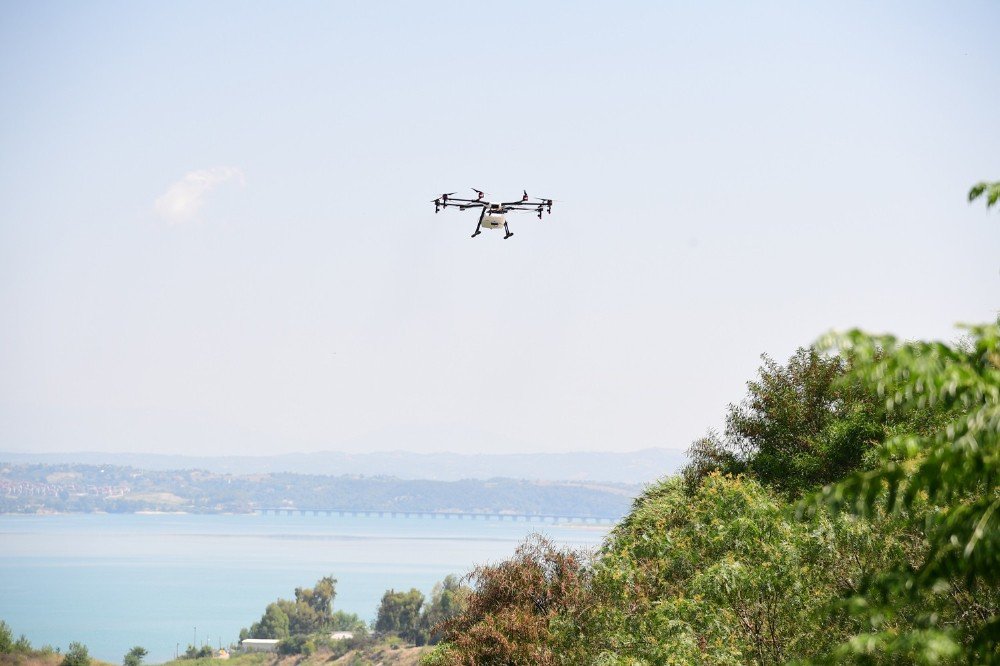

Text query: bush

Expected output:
[61,642,91,666]
[277,635,316,656]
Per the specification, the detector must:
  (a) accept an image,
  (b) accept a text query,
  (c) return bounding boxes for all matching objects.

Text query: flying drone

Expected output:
[432,188,554,239]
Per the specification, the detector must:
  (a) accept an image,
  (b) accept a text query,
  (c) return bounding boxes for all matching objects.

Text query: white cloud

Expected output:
[154,166,245,223]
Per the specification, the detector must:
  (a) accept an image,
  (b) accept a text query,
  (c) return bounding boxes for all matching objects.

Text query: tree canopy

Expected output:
[241,575,338,640]
[424,321,999,665]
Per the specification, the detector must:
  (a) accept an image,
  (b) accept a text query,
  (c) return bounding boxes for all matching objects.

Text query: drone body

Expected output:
[432,188,554,239]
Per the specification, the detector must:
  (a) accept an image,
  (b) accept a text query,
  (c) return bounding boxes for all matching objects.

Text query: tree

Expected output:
[329,610,367,632]
[0,621,12,653]
[433,534,589,665]
[375,588,425,644]
[61,642,91,666]
[686,347,890,497]
[122,646,147,666]
[803,323,1000,663]
[240,575,337,639]
[295,575,336,616]
[582,475,858,664]
[182,645,212,659]
[420,575,471,645]
[250,603,290,639]
[969,180,1000,210]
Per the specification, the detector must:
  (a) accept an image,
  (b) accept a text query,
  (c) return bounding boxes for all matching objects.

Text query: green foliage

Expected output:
[248,603,289,639]
[0,621,42,657]
[12,636,32,655]
[61,642,91,666]
[376,588,426,644]
[277,635,315,656]
[686,348,893,497]
[123,646,147,666]
[420,575,471,646]
[242,575,338,639]
[181,645,213,660]
[803,323,1000,663]
[0,621,11,654]
[969,180,1000,209]
[295,575,336,616]
[329,610,368,632]
[582,475,861,664]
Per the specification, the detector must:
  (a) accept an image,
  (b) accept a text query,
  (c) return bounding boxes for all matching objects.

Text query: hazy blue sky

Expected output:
[1,1,998,456]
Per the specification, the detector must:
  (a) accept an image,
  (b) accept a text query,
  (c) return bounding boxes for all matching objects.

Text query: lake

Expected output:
[0,513,611,663]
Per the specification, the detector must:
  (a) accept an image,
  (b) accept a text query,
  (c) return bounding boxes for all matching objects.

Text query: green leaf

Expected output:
[968,182,987,201]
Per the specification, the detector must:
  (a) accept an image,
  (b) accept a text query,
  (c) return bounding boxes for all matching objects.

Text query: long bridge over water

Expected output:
[255,507,618,524]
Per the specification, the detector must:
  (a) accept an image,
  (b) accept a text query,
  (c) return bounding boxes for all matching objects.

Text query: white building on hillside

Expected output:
[240,639,279,653]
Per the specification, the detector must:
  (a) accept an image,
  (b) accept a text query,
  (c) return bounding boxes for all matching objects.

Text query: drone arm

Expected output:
[503,203,552,213]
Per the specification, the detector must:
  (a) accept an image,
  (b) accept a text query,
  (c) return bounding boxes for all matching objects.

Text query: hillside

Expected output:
[0,463,640,518]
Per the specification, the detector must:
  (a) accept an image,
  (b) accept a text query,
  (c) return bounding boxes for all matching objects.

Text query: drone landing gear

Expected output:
[503,221,513,239]
[472,209,485,238]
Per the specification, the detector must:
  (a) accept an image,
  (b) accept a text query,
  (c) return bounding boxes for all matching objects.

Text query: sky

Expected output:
[1,1,998,457]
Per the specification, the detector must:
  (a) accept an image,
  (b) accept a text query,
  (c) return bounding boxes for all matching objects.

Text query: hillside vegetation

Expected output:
[422,321,999,664]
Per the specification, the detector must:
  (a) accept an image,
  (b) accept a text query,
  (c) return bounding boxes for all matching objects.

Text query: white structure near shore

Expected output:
[240,639,280,653]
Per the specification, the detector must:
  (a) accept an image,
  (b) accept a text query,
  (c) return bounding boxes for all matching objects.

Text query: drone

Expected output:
[432,188,554,239]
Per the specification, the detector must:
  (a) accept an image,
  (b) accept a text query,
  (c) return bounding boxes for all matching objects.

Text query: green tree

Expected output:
[295,575,336,616]
[0,622,29,655]
[61,642,91,666]
[420,575,471,646]
[804,323,1000,663]
[250,602,290,639]
[182,644,213,659]
[582,475,842,664]
[686,347,889,497]
[969,180,1000,210]
[241,575,338,639]
[329,610,367,632]
[376,588,425,644]
[123,646,147,666]
[0,621,12,653]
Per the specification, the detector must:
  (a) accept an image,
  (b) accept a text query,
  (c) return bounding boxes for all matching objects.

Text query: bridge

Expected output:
[255,507,618,524]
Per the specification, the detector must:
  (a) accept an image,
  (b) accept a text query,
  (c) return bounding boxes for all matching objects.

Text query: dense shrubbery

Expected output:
[423,320,999,665]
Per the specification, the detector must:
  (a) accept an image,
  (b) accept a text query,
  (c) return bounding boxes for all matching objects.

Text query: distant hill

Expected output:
[0,463,642,517]
[0,448,686,484]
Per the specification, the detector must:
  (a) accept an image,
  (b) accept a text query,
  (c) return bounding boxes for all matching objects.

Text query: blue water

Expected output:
[0,513,610,663]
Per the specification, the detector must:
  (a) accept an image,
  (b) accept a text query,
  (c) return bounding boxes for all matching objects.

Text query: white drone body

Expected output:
[432,189,554,239]
[480,203,507,230]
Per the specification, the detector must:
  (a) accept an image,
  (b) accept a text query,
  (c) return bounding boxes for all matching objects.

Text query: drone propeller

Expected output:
[522,189,529,202]
[529,195,556,218]
[471,188,485,200]
[433,192,457,213]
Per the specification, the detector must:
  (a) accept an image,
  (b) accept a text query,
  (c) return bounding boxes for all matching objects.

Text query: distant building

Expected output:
[330,631,354,641]
[240,639,279,653]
